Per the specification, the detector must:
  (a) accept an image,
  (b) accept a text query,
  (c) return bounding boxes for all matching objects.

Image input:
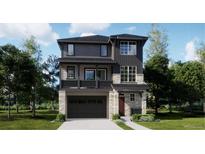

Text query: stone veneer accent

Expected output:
[108,90,119,118]
[123,92,142,116]
[122,91,147,116]
[141,91,147,114]
[59,90,66,114]
[136,74,144,84]
[112,74,121,84]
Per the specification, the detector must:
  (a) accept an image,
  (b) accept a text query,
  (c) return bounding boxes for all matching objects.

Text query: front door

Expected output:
[119,96,125,116]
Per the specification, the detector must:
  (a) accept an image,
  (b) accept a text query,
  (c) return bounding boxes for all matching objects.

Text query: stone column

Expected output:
[59,90,67,115]
[141,91,147,114]
[108,90,119,118]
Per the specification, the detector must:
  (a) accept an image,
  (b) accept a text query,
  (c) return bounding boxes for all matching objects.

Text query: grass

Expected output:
[114,120,134,130]
[0,110,62,130]
[136,112,205,130]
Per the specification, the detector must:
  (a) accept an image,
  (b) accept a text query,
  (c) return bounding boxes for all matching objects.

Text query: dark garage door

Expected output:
[67,96,106,118]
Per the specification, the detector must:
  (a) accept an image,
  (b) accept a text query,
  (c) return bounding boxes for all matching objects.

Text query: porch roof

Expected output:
[59,57,117,64]
[112,83,148,92]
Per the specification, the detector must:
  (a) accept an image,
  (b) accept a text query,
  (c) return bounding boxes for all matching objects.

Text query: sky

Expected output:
[0,23,204,63]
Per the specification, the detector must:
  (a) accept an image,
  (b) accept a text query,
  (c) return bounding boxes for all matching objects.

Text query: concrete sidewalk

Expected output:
[58,118,122,130]
[121,116,151,130]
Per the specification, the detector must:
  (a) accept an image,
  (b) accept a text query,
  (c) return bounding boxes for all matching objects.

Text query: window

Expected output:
[130,94,135,101]
[100,45,108,56]
[85,69,107,80]
[67,66,76,79]
[97,69,106,80]
[67,44,74,55]
[85,69,95,80]
[120,66,136,82]
[120,41,136,55]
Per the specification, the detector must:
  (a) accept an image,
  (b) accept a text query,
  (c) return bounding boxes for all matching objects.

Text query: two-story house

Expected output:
[58,34,148,119]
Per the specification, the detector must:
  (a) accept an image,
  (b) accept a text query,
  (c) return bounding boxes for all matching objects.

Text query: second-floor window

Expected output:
[67,66,76,79]
[100,45,108,56]
[85,69,106,80]
[67,44,74,56]
[120,66,136,82]
[120,41,136,55]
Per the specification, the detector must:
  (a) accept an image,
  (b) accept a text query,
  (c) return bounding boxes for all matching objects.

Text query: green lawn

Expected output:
[0,110,62,130]
[114,120,134,130]
[136,112,205,130]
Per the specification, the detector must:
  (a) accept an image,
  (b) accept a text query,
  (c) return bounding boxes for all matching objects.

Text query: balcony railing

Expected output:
[61,80,112,89]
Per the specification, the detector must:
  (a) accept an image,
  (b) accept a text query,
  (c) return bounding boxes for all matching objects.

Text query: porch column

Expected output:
[59,90,66,115]
[141,91,147,114]
[77,64,80,88]
[95,64,98,88]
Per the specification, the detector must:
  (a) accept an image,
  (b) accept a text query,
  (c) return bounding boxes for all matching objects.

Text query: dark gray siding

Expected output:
[114,40,144,74]
[60,43,111,57]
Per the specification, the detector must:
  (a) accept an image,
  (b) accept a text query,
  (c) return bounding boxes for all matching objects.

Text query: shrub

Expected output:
[132,114,156,122]
[56,113,65,122]
[112,114,120,120]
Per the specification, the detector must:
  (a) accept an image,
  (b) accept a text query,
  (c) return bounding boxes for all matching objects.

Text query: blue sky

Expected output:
[0,23,204,63]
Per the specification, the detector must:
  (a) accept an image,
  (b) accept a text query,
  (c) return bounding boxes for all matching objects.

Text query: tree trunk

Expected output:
[15,95,19,113]
[32,101,35,118]
[189,102,193,113]
[155,97,158,115]
[169,98,172,113]
[8,93,11,120]
[51,100,54,111]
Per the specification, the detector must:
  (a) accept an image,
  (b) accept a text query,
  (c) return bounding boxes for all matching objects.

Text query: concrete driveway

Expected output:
[58,119,122,130]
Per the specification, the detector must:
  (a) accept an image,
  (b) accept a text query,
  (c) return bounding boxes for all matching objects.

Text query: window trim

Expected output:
[120,41,137,55]
[130,93,135,102]
[67,44,74,56]
[100,45,108,57]
[67,65,76,80]
[120,66,136,82]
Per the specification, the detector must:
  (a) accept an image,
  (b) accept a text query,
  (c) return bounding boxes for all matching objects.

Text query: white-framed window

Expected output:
[67,66,76,79]
[120,41,136,55]
[100,45,108,56]
[130,93,135,102]
[120,66,136,82]
[67,44,74,56]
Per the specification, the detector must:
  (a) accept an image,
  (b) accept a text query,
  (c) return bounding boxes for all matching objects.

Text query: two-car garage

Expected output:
[67,96,107,118]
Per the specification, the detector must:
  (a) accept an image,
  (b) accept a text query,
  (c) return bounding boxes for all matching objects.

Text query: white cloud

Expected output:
[185,39,199,61]
[68,23,110,35]
[126,26,136,33]
[80,32,96,37]
[0,23,59,46]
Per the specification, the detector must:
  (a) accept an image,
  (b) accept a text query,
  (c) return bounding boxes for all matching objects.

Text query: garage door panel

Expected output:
[67,96,106,118]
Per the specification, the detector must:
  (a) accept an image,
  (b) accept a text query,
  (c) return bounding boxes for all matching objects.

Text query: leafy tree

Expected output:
[42,55,59,110]
[22,36,43,117]
[172,61,205,112]
[197,42,205,64]
[144,54,169,114]
[145,24,170,114]
[147,24,168,57]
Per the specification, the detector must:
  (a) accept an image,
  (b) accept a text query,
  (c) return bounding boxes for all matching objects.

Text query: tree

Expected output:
[147,24,168,57]
[197,42,205,64]
[22,36,43,117]
[172,61,205,112]
[145,24,170,114]
[144,54,169,114]
[42,55,59,110]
